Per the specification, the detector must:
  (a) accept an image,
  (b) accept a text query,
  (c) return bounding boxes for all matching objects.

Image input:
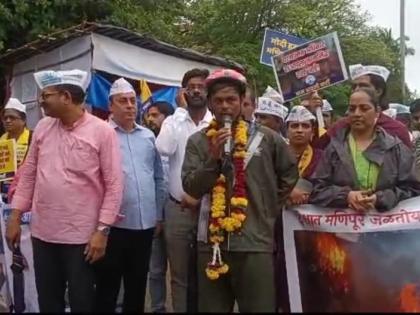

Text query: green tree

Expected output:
[0,0,415,109]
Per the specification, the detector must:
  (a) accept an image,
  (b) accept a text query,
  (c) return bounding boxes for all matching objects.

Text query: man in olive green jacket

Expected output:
[182,69,298,312]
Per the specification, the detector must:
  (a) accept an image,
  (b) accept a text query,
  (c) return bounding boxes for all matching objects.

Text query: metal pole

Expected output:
[400,0,406,102]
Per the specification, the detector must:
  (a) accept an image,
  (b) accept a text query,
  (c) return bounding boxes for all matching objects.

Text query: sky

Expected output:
[357,0,420,94]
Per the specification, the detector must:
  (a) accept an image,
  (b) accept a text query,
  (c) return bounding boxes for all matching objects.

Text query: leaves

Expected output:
[0,0,414,105]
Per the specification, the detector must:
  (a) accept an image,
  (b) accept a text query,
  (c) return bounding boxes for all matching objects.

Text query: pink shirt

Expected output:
[11,112,123,244]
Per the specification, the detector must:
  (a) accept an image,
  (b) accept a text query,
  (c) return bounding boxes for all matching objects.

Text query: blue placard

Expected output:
[260,28,307,67]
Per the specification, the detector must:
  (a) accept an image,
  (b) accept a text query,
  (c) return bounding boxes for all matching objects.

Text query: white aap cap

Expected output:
[34,69,89,92]
[322,99,333,112]
[389,103,410,115]
[286,105,316,123]
[349,64,390,82]
[109,78,136,97]
[262,85,284,104]
[4,98,26,114]
[255,97,288,120]
[382,108,397,119]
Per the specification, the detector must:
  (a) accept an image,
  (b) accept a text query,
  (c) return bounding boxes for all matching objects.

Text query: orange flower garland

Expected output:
[205,119,248,280]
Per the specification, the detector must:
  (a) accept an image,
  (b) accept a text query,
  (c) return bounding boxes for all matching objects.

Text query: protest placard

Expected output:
[260,28,307,67]
[284,196,420,312]
[272,32,348,102]
[0,140,17,182]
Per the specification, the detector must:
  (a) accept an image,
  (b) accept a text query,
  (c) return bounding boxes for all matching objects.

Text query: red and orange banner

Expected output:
[284,197,420,312]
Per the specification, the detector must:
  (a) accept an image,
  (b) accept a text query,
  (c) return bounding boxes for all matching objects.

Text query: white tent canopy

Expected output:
[2,23,243,129]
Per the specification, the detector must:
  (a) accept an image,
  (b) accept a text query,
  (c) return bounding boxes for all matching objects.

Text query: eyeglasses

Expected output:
[38,91,60,101]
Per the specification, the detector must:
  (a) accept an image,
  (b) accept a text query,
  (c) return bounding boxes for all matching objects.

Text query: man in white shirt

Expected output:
[156,68,212,312]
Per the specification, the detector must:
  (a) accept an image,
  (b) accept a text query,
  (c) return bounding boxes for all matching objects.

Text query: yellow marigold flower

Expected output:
[233,151,247,159]
[209,224,220,233]
[233,219,242,229]
[224,224,235,232]
[209,235,224,243]
[218,264,229,274]
[212,202,225,210]
[206,268,219,280]
[231,212,246,222]
[211,211,225,218]
[206,129,217,137]
[213,195,225,202]
[221,218,237,232]
[210,120,218,128]
[213,186,226,194]
[235,132,247,141]
[231,197,248,208]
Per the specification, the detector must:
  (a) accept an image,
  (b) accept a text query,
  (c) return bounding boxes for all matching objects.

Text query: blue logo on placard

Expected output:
[305,75,316,85]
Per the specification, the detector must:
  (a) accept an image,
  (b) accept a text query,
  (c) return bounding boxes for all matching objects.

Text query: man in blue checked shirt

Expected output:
[94,78,166,313]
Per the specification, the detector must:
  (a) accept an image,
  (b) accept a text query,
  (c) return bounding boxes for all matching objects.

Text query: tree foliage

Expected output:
[0,0,415,112]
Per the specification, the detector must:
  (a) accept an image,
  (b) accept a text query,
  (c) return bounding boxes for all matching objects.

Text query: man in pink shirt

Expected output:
[5,69,123,313]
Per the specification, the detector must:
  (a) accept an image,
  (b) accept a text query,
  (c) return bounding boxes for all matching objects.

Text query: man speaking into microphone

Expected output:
[182,69,298,312]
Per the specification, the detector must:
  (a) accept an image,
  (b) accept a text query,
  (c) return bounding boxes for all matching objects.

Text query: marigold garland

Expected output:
[205,119,248,280]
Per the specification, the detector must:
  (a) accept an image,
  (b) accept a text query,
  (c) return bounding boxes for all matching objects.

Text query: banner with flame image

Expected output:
[284,196,420,312]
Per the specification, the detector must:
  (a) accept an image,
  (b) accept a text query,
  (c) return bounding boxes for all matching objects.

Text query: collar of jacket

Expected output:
[330,125,402,168]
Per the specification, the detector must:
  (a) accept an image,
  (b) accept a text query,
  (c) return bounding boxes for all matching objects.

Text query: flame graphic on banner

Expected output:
[400,284,420,312]
[315,233,350,294]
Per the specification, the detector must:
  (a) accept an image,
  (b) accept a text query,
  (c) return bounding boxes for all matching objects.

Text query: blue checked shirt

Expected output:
[110,120,166,230]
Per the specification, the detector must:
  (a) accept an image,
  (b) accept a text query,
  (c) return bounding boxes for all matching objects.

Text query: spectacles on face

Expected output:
[38,91,60,102]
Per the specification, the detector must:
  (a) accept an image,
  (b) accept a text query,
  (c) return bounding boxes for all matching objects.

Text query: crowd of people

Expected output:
[0,62,420,313]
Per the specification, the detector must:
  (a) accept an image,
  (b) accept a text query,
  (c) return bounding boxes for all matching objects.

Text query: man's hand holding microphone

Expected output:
[209,115,233,161]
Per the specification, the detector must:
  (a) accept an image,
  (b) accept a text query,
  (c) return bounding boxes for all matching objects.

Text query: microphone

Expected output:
[222,115,232,156]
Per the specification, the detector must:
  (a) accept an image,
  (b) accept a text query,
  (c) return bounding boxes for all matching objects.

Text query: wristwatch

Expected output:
[97,224,111,236]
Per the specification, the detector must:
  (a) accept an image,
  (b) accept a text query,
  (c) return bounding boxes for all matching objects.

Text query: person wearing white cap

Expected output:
[300,91,328,144]
[285,106,323,204]
[254,97,288,137]
[273,105,322,312]
[349,64,390,110]
[389,103,411,129]
[6,69,124,313]
[319,64,412,150]
[321,99,334,130]
[94,78,166,313]
[1,98,31,167]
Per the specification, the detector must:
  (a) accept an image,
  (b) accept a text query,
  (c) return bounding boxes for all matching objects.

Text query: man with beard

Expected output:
[155,68,212,312]
[144,101,174,313]
[182,68,298,312]
[6,69,123,312]
[145,102,174,136]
